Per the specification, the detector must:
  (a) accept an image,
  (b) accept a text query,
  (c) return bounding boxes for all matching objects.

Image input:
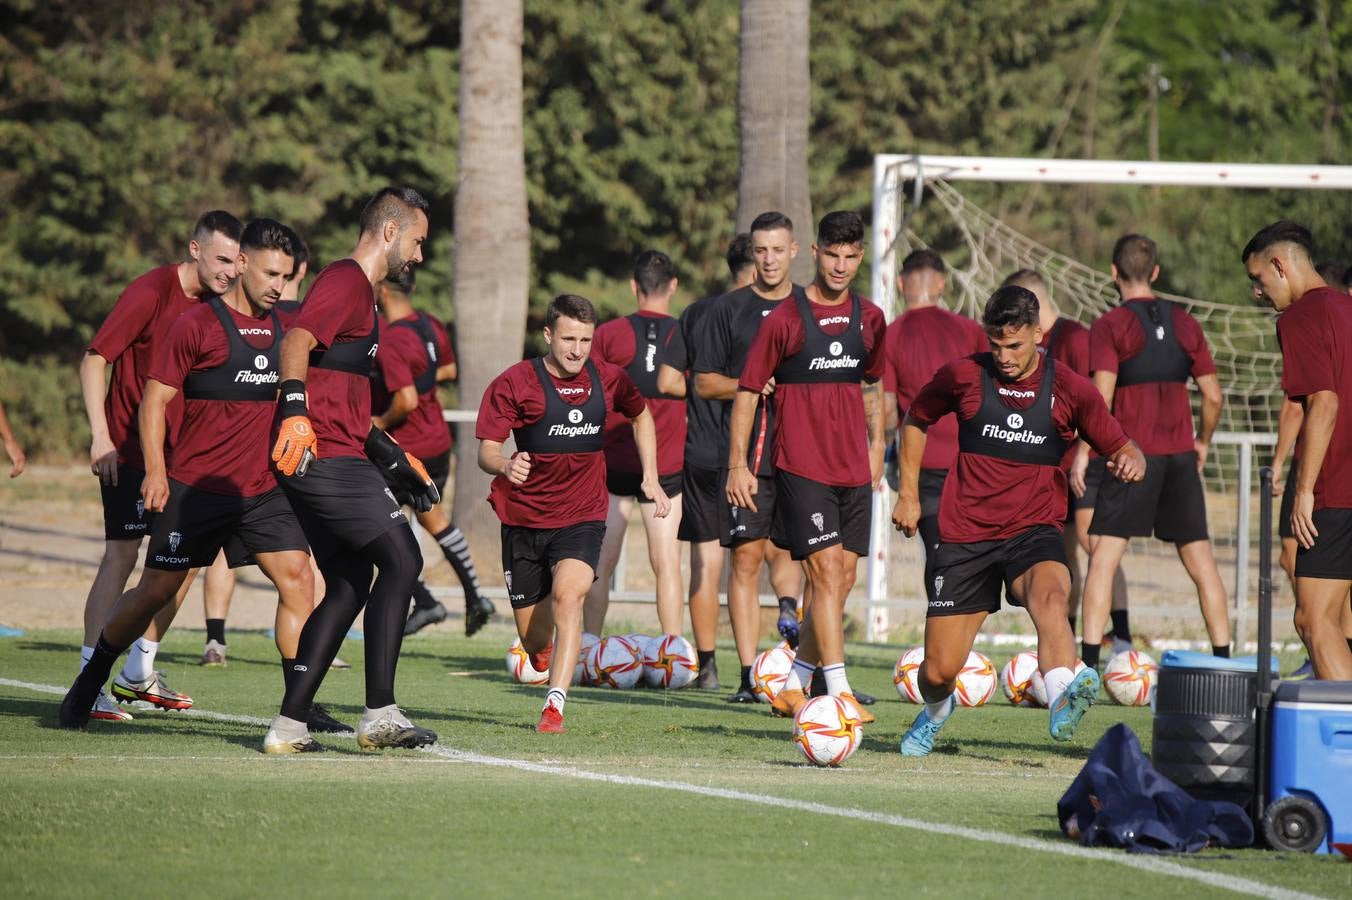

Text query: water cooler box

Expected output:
[1264,680,1352,857]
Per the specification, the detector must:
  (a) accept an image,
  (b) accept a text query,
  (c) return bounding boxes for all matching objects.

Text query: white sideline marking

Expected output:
[0,678,1326,900]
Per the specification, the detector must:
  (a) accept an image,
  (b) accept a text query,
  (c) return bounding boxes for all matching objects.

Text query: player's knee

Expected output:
[730,546,761,579]
[104,539,141,566]
[1292,602,1326,643]
[920,659,958,692]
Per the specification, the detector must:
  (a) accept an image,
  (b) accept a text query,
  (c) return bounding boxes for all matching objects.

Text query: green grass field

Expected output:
[1,628,1347,899]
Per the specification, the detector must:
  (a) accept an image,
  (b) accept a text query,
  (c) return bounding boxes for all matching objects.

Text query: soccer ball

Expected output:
[573,632,601,686]
[954,650,998,707]
[792,695,864,767]
[506,637,550,685]
[625,634,655,661]
[587,635,644,689]
[643,634,699,689]
[751,646,796,703]
[1028,659,1088,707]
[1103,649,1158,706]
[1001,651,1040,707]
[893,646,925,703]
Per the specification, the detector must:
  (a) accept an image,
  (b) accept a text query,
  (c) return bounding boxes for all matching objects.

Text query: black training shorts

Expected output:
[501,521,605,608]
[918,468,947,521]
[719,469,784,548]
[144,482,309,571]
[278,455,407,564]
[1070,457,1106,515]
[1279,464,1298,541]
[1089,451,1209,544]
[605,469,684,503]
[926,525,1068,617]
[101,463,152,541]
[678,464,722,543]
[1295,508,1352,580]
[386,449,451,508]
[773,469,871,561]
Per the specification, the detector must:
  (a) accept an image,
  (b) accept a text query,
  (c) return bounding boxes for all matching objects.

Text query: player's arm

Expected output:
[373,385,418,432]
[629,406,671,518]
[0,398,25,478]
[656,364,687,398]
[695,371,740,400]
[1076,383,1145,484]
[863,379,885,489]
[1193,372,1223,472]
[1091,369,1117,410]
[725,389,760,512]
[477,439,530,485]
[436,361,457,382]
[1270,397,1303,495]
[272,327,319,476]
[891,412,928,537]
[1291,390,1337,550]
[883,390,899,437]
[79,351,118,485]
[137,380,177,512]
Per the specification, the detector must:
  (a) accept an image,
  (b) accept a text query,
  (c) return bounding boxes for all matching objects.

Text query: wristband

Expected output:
[279,380,308,418]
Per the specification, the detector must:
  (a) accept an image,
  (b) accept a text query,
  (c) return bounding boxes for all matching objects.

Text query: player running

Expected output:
[0,397,25,478]
[730,211,887,723]
[892,285,1145,756]
[1081,235,1231,668]
[1243,221,1352,679]
[371,269,495,637]
[59,220,332,733]
[266,186,442,753]
[75,210,242,721]
[477,294,669,733]
[693,212,806,703]
[585,251,687,637]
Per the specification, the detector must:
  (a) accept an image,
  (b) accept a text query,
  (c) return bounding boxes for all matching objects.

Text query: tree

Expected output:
[735,0,814,284]
[451,0,530,580]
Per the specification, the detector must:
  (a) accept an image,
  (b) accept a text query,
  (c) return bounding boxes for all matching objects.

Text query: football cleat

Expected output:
[899,703,951,757]
[770,688,807,719]
[111,671,193,710]
[839,692,876,725]
[692,657,720,691]
[263,716,324,754]
[536,705,565,734]
[465,594,495,638]
[356,707,438,750]
[90,691,132,722]
[200,640,227,667]
[725,686,758,704]
[776,599,799,650]
[404,601,448,636]
[1049,666,1100,742]
[306,703,354,734]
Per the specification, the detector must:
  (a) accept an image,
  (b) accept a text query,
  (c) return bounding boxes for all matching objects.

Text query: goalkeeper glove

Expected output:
[365,426,440,512]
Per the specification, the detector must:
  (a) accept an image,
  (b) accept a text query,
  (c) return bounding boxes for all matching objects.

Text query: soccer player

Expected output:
[730,211,887,722]
[882,250,986,586]
[1243,221,1352,679]
[267,186,442,752]
[892,285,1145,756]
[693,212,805,703]
[0,397,25,477]
[584,251,687,636]
[1081,234,1231,668]
[656,234,757,689]
[371,269,495,637]
[59,219,331,735]
[476,294,670,733]
[76,209,242,720]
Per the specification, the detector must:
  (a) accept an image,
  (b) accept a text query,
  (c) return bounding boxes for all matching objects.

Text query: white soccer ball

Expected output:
[893,646,925,703]
[1001,651,1040,707]
[1103,649,1158,707]
[954,650,998,707]
[506,637,550,685]
[587,635,644,689]
[643,634,699,689]
[792,695,864,767]
[573,632,601,686]
[624,634,655,661]
[1028,659,1088,708]
[751,646,796,703]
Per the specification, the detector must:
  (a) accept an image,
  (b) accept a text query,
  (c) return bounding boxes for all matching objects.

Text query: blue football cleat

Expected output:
[1049,667,1100,742]
[1286,658,1314,681]
[776,599,799,650]
[899,701,952,757]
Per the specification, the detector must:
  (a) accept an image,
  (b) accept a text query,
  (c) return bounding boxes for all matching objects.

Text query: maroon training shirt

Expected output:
[372,313,455,460]
[1089,298,1216,455]
[739,294,887,487]
[1278,286,1352,510]
[593,311,685,476]
[289,259,377,459]
[477,358,646,528]
[883,306,988,470]
[149,301,281,497]
[88,264,196,471]
[910,354,1130,543]
[1040,316,1092,470]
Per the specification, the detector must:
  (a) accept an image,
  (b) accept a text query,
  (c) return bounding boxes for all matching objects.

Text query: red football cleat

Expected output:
[536,704,565,734]
[527,642,554,674]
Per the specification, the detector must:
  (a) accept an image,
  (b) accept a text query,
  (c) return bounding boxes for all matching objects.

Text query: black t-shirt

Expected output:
[666,295,722,471]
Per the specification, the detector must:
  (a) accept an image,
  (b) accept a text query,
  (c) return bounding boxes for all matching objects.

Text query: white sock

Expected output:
[784,657,815,693]
[822,662,851,696]
[79,645,94,674]
[270,714,309,739]
[121,638,158,682]
[925,693,955,724]
[1044,666,1074,709]
[545,688,567,713]
[360,704,398,726]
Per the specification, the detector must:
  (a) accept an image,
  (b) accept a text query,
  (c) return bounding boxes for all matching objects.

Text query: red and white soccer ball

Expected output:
[625,634,655,661]
[893,646,925,703]
[1001,650,1041,707]
[751,646,796,704]
[1103,649,1158,707]
[506,637,550,685]
[1028,659,1089,708]
[643,634,699,689]
[792,695,864,767]
[573,632,601,686]
[586,635,644,689]
[954,650,998,707]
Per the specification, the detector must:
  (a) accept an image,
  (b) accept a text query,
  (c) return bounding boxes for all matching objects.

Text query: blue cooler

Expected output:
[1264,680,1352,857]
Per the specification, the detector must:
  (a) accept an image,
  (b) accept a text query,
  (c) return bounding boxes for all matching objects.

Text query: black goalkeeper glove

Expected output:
[365,426,440,513]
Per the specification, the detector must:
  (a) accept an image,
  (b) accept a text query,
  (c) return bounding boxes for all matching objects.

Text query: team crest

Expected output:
[1155,325,1165,340]
[933,575,944,597]
[135,498,145,519]
[504,570,513,591]
[1006,413,1024,430]
[810,512,825,532]
[168,531,182,553]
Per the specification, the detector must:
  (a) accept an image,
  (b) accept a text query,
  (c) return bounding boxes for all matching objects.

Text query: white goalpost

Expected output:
[865,155,1352,649]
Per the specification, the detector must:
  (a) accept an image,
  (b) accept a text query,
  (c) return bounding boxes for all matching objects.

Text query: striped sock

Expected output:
[435,526,484,602]
[544,688,567,713]
[822,662,851,696]
[785,656,816,693]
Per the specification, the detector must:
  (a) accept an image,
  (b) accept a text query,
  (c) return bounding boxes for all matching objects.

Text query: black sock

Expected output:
[778,595,797,613]
[697,649,716,670]
[739,665,753,693]
[1347,638,1352,655]
[68,634,125,711]
[810,665,826,697]
[434,525,484,605]
[411,580,439,611]
[1109,610,1131,642]
[1213,644,1231,659]
[206,618,226,645]
[1081,641,1101,668]
[1067,615,1077,634]
[282,658,297,693]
